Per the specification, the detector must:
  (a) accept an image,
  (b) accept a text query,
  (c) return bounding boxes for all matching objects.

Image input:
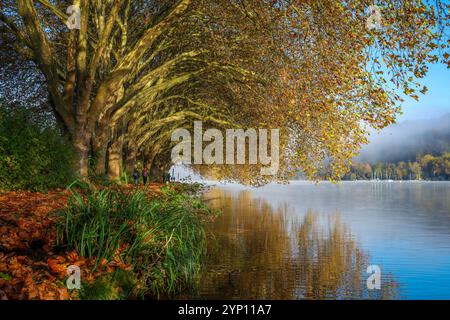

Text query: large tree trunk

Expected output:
[147,153,160,182]
[92,126,110,176]
[71,110,92,179]
[94,144,108,176]
[125,143,137,174]
[73,132,90,179]
[108,138,123,181]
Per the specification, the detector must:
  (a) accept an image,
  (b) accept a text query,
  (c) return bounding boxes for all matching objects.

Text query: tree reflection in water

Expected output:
[188,188,399,300]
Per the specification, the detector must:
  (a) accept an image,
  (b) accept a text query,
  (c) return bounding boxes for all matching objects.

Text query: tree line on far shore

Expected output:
[2,1,449,185]
[342,153,450,181]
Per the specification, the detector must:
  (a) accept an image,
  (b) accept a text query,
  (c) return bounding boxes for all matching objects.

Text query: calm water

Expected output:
[188,181,450,300]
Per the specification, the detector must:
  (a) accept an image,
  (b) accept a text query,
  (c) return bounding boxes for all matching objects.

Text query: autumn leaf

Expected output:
[47,258,68,276]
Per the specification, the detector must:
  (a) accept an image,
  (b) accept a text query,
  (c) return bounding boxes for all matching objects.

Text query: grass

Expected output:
[55,183,215,299]
[79,269,136,300]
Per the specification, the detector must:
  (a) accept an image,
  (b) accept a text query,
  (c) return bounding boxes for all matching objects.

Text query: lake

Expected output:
[186,181,450,300]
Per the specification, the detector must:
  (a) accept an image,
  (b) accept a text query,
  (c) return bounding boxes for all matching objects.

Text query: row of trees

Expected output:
[1,1,449,184]
[343,153,450,181]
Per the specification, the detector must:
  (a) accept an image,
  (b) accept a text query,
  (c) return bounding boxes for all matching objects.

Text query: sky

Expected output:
[397,63,450,121]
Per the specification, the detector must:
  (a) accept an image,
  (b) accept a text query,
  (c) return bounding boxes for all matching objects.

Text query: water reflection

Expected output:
[190,188,400,300]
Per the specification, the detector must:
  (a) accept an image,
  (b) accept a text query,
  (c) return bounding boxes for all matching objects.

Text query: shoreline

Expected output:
[0,183,214,300]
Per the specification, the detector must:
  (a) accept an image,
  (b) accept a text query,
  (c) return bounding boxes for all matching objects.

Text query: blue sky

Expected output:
[398,63,450,121]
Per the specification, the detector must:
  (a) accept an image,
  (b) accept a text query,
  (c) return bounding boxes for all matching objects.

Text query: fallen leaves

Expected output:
[47,257,69,277]
[0,190,73,299]
[0,190,67,252]
[0,252,74,300]
[0,185,156,300]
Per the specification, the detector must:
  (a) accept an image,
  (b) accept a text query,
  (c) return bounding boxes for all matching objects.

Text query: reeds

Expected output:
[56,184,212,298]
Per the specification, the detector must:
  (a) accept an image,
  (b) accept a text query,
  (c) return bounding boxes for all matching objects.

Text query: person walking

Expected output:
[132,169,140,186]
[142,168,149,185]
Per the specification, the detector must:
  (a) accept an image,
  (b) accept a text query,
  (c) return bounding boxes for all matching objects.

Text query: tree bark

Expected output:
[73,132,90,178]
[94,144,108,176]
[108,138,123,181]
[92,125,111,176]
[125,143,137,174]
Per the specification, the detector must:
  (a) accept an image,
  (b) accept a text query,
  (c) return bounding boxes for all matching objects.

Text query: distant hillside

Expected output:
[358,113,450,163]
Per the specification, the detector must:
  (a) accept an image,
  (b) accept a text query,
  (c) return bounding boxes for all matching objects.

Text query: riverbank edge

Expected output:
[0,182,217,300]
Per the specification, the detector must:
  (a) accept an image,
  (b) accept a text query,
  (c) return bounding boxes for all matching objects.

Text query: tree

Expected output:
[183,0,450,183]
[409,161,422,180]
[2,0,198,177]
[0,0,290,180]
[396,161,408,180]
[419,153,435,179]
[1,0,449,183]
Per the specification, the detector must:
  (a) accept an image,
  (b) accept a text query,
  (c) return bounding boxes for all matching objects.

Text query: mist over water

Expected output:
[359,114,450,163]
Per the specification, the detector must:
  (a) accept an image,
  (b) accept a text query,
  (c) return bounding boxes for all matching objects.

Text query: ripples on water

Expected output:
[185,185,410,300]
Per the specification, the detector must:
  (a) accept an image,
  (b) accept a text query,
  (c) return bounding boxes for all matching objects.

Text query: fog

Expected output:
[171,113,450,178]
[358,113,450,163]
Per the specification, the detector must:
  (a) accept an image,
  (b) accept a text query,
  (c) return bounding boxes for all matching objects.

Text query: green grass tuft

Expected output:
[56,184,214,299]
